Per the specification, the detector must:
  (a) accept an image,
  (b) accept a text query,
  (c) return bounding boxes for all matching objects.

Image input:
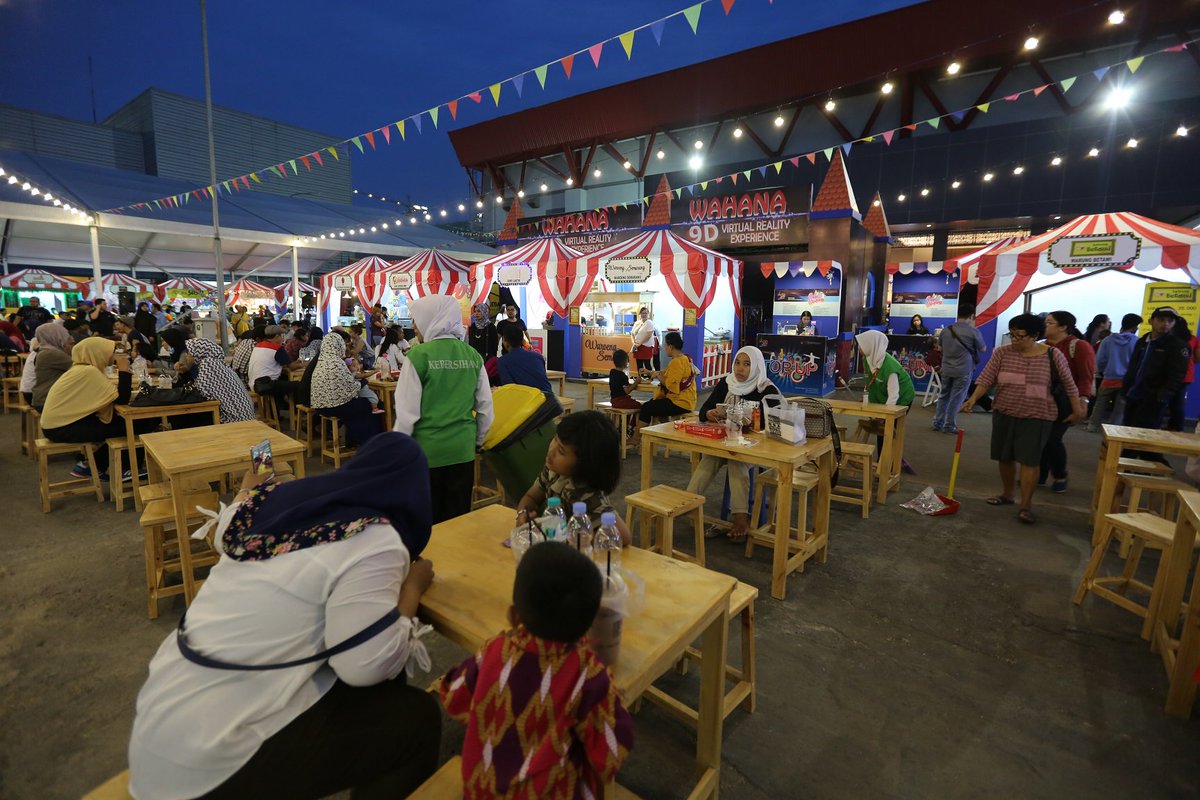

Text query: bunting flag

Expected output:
[805,153,816,164]
[683,3,702,33]
[468,91,483,103]
[313,150,323,166]
[447,100,458,120]
[395,121,405,141]
[928,117,940,129]
[588,42,604,67]
[534,64,549,88]
[841,143,852,156]
[721,0,736,13]
[650,19,665,43]
[882,130,894,145]
[1127,56,1144,73]
[512,74,525,97]
[1059,77,1076,93]
[429,107,439,128]
[249,173,261,184]
[976,102,990,112]
[619,30,635,59]
[773,161,783,173]
[412,114,422,134]
[364,133,375,150]
[327,146,339,161]
[822,148,832,161]
[351,137,364,153]
[1093,66,1110,81]
[1033,84,1048,96]
[288,159,298,173]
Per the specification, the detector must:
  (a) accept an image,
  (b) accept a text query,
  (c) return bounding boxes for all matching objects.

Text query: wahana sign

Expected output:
[688,190,789,222]
[541,210,611,236]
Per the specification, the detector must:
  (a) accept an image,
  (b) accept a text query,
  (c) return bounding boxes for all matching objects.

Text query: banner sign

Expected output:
[517,207,642,253]
[604,256,653,283]
[332,275,356,291]
[758,334,836,397]
[496,261,532,286]
[581,333,629,373]
[885,334,937,392]
[772,286,840,318]
[1047,232,1141,269]
[888,291,958,322]
[1141,282,1200,337]
[387,272,413,291]
[21,271,59,287]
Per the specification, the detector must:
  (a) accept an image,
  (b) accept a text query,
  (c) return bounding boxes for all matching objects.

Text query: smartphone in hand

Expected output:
[250,439,274,480]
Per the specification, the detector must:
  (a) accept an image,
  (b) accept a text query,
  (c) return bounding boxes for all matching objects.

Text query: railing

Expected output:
[700,341,732,388]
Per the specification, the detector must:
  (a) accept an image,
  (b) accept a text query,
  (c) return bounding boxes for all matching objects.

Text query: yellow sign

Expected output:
[1070,239,1116,258]
[581,333,629,372]
[568,306,581,325]
[683,307,697,326]
[1141,282,1199,336]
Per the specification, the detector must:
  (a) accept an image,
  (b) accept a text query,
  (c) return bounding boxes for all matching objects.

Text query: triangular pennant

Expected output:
[714,177,723,184]
[269,165,282,178]
[561,54,575,79]
[468,91,482,103]
[534,64,548,89]
[250,172,262,184]
[428,107,439,128]
[240,175,250,189]
[395,121,405,141]
[1004,93,1019,102]
[864,136,874,142]
[903,124,917,131]
[757,166,767,177]
[489,83,502,105]
[822,148,833,161]
[222,180,231,193]
[700,181,708,190]
[288,159,297,173]
[772,161,783,173]
[588,42,603,68]
[1093,66,1110,81]
[976,102,990,113]
[277,162,288,178]
[1059,76,1076,93]
[650,19,665,44]
[351,137,364,153]
[301,155,311,170]
[1033,84,1048,97]
[789,156,800,167]
[721,0,736,14]
[928,117,940,128]
[950,110,965,122]
[674,188,682,198]
[380,126,390,145]
[411,115,422,134]
[730,173,738,185]
[364,132,376,150]
[512,74,524,97]
[619,30,634,59]
[805,153,816,164]
[1126,56,1144,73]
[327,146,339,161]
[683,3,702,34]
[447,100,458,120]
[841,143,852,156]
[313,150,323,166]
[882,130,894,145]
[742,170,751,181]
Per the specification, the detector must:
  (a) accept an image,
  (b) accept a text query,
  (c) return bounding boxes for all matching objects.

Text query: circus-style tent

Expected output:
[383,249,469,299]
[80,273,155,300]
[224,278,275,307]
[470,238,586,315]
[0,268,83,291]
[318,256,392,313]
[154,277,213,303]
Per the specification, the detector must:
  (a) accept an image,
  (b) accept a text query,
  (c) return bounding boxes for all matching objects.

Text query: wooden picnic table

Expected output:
[140,420,306,604]
[421,504,735,799]
[822,398,909,504]
[638,421,835,600]
[115,400,221,511]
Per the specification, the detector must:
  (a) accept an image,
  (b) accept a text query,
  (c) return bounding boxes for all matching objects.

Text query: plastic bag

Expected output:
[900,487,949,515]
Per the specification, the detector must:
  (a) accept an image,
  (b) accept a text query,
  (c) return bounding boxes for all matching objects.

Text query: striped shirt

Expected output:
[976,345,1079,421]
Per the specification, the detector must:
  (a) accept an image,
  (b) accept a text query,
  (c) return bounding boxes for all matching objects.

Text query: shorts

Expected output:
[990,412,1053,467]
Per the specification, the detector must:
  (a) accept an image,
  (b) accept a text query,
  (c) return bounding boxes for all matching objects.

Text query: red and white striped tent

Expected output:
[318,256,391,313]
[81,273,155,300]
[383,249,469,300]
[469,239,585,310]
[574,230,744,319]
[224,278,275,307]
[975,213,1200,325]
[154,277,213,303]
[273,280,320,306]
[761,260,841,279]
[0,268,82,292]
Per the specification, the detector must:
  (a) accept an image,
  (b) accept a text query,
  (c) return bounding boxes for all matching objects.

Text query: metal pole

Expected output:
[291,245,302,321]
[89,223,103,298]
[200,0,228,349]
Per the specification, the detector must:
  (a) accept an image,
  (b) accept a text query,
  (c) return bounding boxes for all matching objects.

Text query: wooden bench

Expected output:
[319,414,355,468]
[37,439,105,513]
[105,437,145,513]
[293,403,317,457]
[625,484,706,567]
[1118,457,1176,478]
[19,401,39,459]
[1,375,20,414]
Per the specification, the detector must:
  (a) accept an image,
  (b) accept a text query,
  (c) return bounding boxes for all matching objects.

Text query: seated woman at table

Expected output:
[686,346,783,543]
[128,432,441,800]
[799,310,818,336]
[906,314,931,336]
[608,349,642,410]
[515,411,632,545]
[375,325,409,371]
[311,330,382,448]
[855,330,916,469]
[229,329,258,387]
[346,329,382,409]
[30,321,74,411]
[39,337,154,480]
[299,326,324,361]
[185,338,256,424]
[630,331,698,449]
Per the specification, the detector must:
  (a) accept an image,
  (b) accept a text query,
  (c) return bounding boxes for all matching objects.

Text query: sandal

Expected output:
[986,496,1015,506]
[1018,508,1036,524]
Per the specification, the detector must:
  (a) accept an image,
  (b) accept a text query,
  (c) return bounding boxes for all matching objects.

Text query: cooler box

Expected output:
[482,386,562,502]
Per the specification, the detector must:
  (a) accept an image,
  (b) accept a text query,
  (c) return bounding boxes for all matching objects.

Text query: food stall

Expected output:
[81,273,155,310]
[273,280,320,319]
[380,248,469,328]
[760,260,843,336]
[318,255,391,329]
[579,290,656,375]
[154,277,214,307]
[224,278,276,312]
[883,260,960,334]
[0,268,84,315]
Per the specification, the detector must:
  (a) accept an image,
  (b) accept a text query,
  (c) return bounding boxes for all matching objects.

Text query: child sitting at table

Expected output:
[608,349,642,410]
[514,410,633,545]
[439,542,634,798]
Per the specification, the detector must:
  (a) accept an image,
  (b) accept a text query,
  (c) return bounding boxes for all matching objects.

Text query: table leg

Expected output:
[1165,577,1200,717]
[1145,513,1198,641]
[126,416,143,512]
[171,473,198,604]
[876,416,895,505]
[291,452,307,479]
[812,448,833,559]
[640,435,653,490]
[891,414,906,492]
[210,407,220,426]
[1091,438,1122,546]
[771,462,794,600]
[694,599,730,799]
[588,383,596,410]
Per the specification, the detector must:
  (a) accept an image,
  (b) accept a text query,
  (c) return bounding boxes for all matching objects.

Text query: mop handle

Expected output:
[946,429,965,499]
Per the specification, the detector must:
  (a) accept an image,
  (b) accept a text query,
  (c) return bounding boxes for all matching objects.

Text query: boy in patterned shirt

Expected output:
[439,542,634,799]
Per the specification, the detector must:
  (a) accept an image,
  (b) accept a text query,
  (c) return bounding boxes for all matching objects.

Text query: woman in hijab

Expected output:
[467,303,498,361]
[186,338,256,423]
[375,326,410,371]
[134,301,158,344]
[855,330,917,463]
[31,321,74,411]
[393,295,494,523]
[686,346,783,542]
[230,329,258,386]
[311,330,381,448]
[128,432,441,799]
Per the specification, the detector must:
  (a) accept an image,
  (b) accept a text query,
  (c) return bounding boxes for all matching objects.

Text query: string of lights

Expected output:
[0,163,94,223]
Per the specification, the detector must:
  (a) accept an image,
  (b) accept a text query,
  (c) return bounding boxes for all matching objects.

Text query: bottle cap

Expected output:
[547,497,561,507]
[573,502,588,515]
[601,511,617,526]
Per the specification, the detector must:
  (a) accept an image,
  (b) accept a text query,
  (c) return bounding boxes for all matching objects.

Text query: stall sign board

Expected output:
[604,256,653,283]
[888,291,958,323]
[387,272,414,291]
[1047,232,1140,269]
[581,333,630,373]
[1141,282,1200,337]
[332,275,356,291]
[20,271,59,287]
[496,262,532,286]
[758,334,836,397]
[569,306,581,325]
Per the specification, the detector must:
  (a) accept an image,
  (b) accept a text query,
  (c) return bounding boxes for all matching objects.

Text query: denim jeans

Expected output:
[933,373,972,431]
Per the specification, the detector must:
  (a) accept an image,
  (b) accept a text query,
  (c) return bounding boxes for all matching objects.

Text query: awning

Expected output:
[469,238,584,308]
[225,279,276,307]
[318,255,391,312]
[155,277,213,303]
[0,268,84,292]
[384,249,469,299]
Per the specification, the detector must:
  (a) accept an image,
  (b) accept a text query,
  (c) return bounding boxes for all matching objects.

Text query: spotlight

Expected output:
[693,140,703,150]
[622,160,632,169]
[1108,9,1125,25]
[656,149,665,159]
[688,155,703,170]
[897,193,906,202]
[1024,36,1039,51]
[1177,124,1190,137]
[1088,147,1100,157]
[1013,165,1024,175]
[1050,156,1063,166]
[1106,87,1132,110]
[983,172,995,182]
[774,115,784,127]
[951,180,961,189]
[517,189,525,197]
[593,169,602,178]
[566,177,574,186]
[881,81,894,95]
[540,183,548,192]
[824,98,836,112]
[1126,137,1138,148]
[947,61,961,75]
[920,187,929,196]
[733,127,743,138]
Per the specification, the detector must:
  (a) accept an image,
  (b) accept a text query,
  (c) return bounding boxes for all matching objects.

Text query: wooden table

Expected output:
[1150,489,1200,717]
[1092,425,1200,545]
[140,420,306,603]
[116,400,221,511]
[638,421,835,600]
[367,376,398,430]
[823,398,909,504]
[546,369,566,397]
[422,505,734,800]
[588,377,657,409]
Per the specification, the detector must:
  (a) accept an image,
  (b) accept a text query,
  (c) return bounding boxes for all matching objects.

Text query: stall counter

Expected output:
[758,334,836,397]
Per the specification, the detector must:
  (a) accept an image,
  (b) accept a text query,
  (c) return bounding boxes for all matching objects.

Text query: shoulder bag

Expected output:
[1047,349,1073,422]
[946,326,979,365]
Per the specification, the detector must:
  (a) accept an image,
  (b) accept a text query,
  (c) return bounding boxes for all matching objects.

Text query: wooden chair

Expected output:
[1073,512,1181,640]
[645,580,758,726]
[293,404,317,457]
[625,485,706,567]
[746,468,826,571]
[556,396,575,417]
[595,401,640,459]
[36,439,104,513]
[1,375,20,414]
[831,441,873,518]
[319,413,355,468]
[106,437,145,512]
[253,390,281,430]
[471,453,504,510]
[141,489,220,618]
[82,770,132,800]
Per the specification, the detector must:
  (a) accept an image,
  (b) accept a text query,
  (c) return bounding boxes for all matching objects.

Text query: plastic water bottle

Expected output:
[543,497,567,541]
[566,501,593,555]
[590,511,626,665]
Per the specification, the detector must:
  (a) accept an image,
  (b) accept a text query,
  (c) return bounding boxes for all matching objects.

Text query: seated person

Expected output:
[799,310,818,336]
[855,329,916,458]
[230,329,258,387]
[439,542,633,798]
[686,346,783,542]
[631,331,697,447]
[248,324,299,405]
[115,315,150,349]
[31,321,74,412]
[608,349,643,410]
[907,314,931,336]
[308,330,382,447]
[185,338,256,423]
[497,325,553,394]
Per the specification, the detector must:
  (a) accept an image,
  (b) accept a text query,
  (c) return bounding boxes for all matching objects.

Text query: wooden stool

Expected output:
[1154,539,1200,717]
[106,437,145,512]
[747,468,826,570]
[1074,512,1180,640]
[320,413,355,468]
[36,439,104,513]
[471,453,504,510]
[645,581,758,723]
[19,401,39,459]
[83,770,132,800]
[1106,474,1194,554]
[556,396,575,418]
[1,375,20,414]
[407,756,464,800]
[254,391,281,430]
[1118,457,1176,478]
[625,485,706,567]
[141,490,220,618]
[294,404,317,457]
[831,441,873,518]
[595,401,640,459]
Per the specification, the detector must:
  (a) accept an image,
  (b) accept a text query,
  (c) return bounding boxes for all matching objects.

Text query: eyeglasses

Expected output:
[1009,332,1032,341]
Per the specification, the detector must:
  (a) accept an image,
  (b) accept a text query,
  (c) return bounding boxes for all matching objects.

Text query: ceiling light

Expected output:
[946,61,961,75]
[381,223,388,229]
[593,168,602,178]
[439,210,447,217]
[395,219,402,225]
[424,214,431,221]
[925,223,933,228]
[6,176,16,184]
[30,188,40,196]
[0,168,6,176]
[320,234,326,239]
[1013,165,1025,175]
[353,189,358,193]
[1053,215,1062,220]
[656,149,665,159]
[1050,156,1062,166]
[873,199,881,207]
[1108,9,1125,25]
[881,81,894,95]
[370,226,377,232]
[21,182,30,190]
[1106,86,1132,110]
[824,98,836,112]
[52,199,61,206]
[951,180,961,189]
[897,193,906,202]
[495,196,503,204]
[380,197,386,202]
[566,177,574,186]
[367,193,373,198]
[358,228,365,234]
[517,189,525,197]
[476,199,484,208]
[537,183,546,192]
[457,203,465,211]
[622,160,632,169]
[920,187,929,196]
[338,232,345,237]
[43,193,52,202]
[1126,137,1138,148]
[1024,36,1039,51]
[733,127,743,138]
[983,172,994,182]
[1177,124,1189,137]
[693,140,703,150]
[773,115,785,127]
[1088,147,1100,157]
[411,216,419,223]
[688,155,703,170]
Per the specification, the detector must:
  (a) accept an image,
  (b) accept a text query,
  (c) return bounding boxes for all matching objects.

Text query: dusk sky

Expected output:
[0,0,918,215]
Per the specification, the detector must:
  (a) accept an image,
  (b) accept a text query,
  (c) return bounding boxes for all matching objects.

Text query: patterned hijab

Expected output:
[310,332,360,409]
[186,338,256,423]
[222,431,432,561]
[472,304,491,330]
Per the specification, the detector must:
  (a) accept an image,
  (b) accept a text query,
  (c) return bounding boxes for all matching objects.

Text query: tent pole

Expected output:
[89,223,103,298]
[200,0,228,350]
[291,245,301,321]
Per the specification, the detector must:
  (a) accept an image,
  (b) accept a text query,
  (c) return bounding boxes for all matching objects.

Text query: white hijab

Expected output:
[855,330,889,372]
[725,345,776,395]
[410,295,464,342]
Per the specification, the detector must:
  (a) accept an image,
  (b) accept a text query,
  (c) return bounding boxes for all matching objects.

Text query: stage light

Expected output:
[1126,137,1138,148]
[897,193,906,202]
[693,140,703,149]
[1177,124,1189,137]
[1088,147,1100,157]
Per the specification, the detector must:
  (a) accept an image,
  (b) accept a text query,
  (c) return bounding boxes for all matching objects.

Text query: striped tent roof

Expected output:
[273,280,320,305]
[81,273,156,300]
[154,277,213,303]
[224,278,275,307]
[383,249,469,300]
[0,268,83,291]
[318,255,392,312]
[469,238,585,308]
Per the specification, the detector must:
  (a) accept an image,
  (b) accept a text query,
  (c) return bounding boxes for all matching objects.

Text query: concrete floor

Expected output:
[2,385,1199,799]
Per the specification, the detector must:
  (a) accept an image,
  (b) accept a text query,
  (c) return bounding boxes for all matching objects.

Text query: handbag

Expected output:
[131,382,207,407]
[1047,350,1073,422]
[769,396,841,488]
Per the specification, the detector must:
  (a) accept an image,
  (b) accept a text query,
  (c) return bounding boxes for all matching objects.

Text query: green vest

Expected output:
[407,338,484,468]
[867,353,915,407]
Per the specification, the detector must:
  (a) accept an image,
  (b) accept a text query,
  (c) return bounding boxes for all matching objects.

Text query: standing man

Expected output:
[932,305,986,434]
[1123,307,1192,437]
[87,298,117,337]
[495,304,527,357]
[1087,313,1142,432]
[16,296,52,338]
